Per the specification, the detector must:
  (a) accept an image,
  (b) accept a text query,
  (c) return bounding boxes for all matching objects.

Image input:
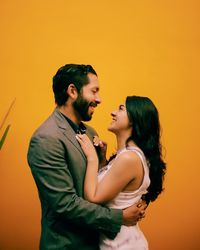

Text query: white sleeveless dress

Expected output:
[98,146,150,250]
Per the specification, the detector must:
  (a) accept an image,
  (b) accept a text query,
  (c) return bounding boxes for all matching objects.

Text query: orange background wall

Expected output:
[0,1,199,249]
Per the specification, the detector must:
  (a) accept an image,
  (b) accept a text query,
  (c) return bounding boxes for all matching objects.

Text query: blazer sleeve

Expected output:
[27,133,122,237]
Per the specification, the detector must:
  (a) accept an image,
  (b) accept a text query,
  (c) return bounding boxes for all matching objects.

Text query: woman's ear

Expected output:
[66,84,78,100]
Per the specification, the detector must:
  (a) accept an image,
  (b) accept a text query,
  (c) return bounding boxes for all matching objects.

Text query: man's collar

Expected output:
[60,112,86,134]
[78,122,87,134]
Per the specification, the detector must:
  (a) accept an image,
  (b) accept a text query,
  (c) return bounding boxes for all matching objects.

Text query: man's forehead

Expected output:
[86,73,99,88]
[87,73,98,81]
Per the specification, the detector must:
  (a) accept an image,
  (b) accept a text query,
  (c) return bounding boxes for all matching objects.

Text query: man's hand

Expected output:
[122,199,148,226]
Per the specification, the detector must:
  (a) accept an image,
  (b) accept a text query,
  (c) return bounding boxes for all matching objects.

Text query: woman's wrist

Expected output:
[87,156,98,164]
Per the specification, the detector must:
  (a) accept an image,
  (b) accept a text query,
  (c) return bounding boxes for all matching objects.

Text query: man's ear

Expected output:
[66,84,78,100]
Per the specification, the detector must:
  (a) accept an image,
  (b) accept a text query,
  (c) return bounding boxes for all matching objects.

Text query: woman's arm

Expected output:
[76,134,99,201]
[76,134,143,204]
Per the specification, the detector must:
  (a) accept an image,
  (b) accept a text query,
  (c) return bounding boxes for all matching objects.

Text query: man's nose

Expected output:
[95,94,101,104]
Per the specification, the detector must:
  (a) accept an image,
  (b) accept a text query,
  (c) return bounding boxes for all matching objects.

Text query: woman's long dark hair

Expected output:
[125,96,166,202]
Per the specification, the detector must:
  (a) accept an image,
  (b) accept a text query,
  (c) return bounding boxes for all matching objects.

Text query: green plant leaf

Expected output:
[0,98,16,150]
[0,125,11,150]
[0,98,16,130]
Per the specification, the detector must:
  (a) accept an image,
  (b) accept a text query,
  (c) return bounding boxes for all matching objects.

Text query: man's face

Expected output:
[73,73,101,121]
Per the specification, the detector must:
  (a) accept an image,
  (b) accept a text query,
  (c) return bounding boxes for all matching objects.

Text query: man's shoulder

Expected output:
[28,112,63,155]
[31,111,59,138]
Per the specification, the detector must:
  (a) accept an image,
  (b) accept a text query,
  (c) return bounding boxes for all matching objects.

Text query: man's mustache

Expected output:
[89,102,98,107]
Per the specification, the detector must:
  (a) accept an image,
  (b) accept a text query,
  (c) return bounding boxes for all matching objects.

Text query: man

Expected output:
[27,64,147,250]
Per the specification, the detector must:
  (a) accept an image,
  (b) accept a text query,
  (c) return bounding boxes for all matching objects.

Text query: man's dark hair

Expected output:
[53,64,97,106]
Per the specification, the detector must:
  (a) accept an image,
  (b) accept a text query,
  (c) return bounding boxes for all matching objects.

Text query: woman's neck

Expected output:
[116,134,136,151]
[116,136,136,151]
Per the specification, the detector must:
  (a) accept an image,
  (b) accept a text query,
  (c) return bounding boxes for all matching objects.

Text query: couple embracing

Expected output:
[27,64,166,250]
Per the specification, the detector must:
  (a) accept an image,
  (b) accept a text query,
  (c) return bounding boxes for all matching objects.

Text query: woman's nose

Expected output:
[111,110,116,117]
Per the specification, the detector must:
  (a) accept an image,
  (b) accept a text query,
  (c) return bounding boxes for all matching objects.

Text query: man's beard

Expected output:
[73,94,97,121]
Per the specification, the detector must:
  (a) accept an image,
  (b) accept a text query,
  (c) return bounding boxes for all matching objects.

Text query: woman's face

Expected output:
[108,103,132,134]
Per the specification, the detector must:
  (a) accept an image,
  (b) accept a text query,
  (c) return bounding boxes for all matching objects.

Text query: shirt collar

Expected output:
[61,113,86,134]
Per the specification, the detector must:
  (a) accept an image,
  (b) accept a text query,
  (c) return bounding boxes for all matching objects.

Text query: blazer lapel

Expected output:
[53,108,86,159]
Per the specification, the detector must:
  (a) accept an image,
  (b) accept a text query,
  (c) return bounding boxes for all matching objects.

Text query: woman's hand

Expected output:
[76,134,98,163]
[93,136,107,167]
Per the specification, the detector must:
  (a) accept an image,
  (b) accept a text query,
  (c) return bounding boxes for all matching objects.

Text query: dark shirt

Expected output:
[61,113,86,134]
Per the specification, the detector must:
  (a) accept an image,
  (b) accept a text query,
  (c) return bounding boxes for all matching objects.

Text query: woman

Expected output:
[76,95,166,249]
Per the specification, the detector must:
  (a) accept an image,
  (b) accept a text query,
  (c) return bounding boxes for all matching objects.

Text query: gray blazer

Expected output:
[27,108,122,250]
